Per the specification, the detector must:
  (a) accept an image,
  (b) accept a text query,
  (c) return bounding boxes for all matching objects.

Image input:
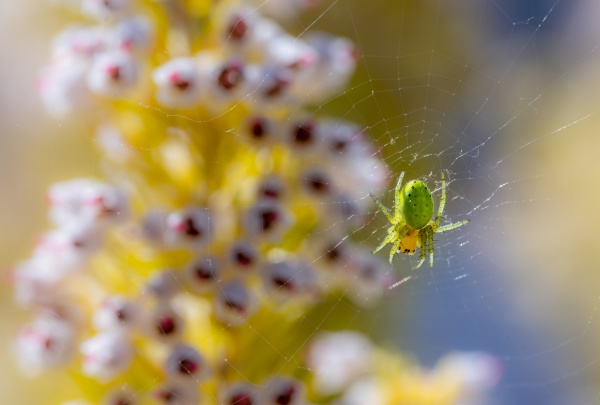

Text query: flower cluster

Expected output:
[13,0,498,404]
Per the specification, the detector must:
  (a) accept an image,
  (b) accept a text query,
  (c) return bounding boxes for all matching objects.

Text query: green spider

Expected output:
[369,171,469,268]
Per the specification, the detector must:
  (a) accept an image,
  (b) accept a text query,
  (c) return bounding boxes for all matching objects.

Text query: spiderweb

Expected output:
[3,0,600,404]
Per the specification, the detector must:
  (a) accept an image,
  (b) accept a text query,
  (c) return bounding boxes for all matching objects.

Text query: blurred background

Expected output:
[2,0,600,404]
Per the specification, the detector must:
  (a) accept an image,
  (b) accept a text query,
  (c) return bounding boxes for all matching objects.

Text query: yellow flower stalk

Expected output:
[12,0,500,404]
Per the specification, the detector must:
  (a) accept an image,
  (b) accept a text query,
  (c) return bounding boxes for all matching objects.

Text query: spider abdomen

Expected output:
[400,180,433,230]
[399,229,418,255]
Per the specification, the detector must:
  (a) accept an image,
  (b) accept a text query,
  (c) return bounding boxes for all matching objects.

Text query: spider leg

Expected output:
[427,226,434,267]
[415,230,428,269]
[436,219,469,233]
[372,230,399,254]
[394,171,405,220]
[389,238,402,264]
[369,193,394,223]
[387,224,410,264]
[434,171,446,227]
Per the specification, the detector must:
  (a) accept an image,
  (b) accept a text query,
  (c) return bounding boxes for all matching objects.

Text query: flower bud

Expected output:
[87,51,138,97]
[81,0,132,21]
[165,208,213,249]
[153,58,203,108]
[15,317,78,375]
[80,331,133,381]
[93,296,140,332]
[154,382,200,405]
[184,255,221,294]
[164,344,210,382]
[214,280,255,326]
[261,376,306,405]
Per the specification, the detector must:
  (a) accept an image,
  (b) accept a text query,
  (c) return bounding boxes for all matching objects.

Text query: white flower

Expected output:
[153,58,203,108]
[249,0,321,20]
[261,376,306,405]
[95,124,134,163]
[13,258,65,307]
[244,18,284,55]
[165,207,213,248]
[227,240,260,274]
[319,120,368,159]
[214,280,255,326]
[101,388,139,405]
[325,193,368,229]
[80,331,133,381]
[53,26,108,60]
[145,302,185,342]
[93,296,140,331]
[265,35,317,69]
[218,5,266,49]
[15,317,78,376]
[332,156,387,199]
[239,115,281,146]
[306,332,373,395]
[164,344,210,381]
[47,179,129,227]
[294,32,357,103]
[112,16,153,53]
[438,352,503,400]
[87,51,138,97]
[33,223,103,275]
[184,255,221,295]
[261,259,317,300]
[282,116,321,152]
[346,251,392,307]
[243,202,292,241]
[256,175,286,200]
[207,57,248,102]
[333,378,384,405]
[300,167,335,199]
[141,209,168,245]
[48,178,94,224]
[144,269,181,300]
[81,0,132,21]
[38,56,93,116]
[244,64,295,107]
[220,383,258,405]
[307,234,353,290]
[154,382,200,405]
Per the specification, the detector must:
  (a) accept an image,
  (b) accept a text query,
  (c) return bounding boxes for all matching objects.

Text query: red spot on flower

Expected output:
[273,276,294,291]
[193,263,214,280]
[178,358,198,375]
[106,65,121,81]
[293,122,314,144]
[275,385,297,405]
[168,72,191,90]
[249,118,268,140]
[175,218,202,237]
[261,210,279,231]
[235,251,252,267]
[228,16,248,41]
[157,316,176,336]
[218,62,243,90]
[224,296,246,313]
[230,393,253,405]
[265,76,290,98]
